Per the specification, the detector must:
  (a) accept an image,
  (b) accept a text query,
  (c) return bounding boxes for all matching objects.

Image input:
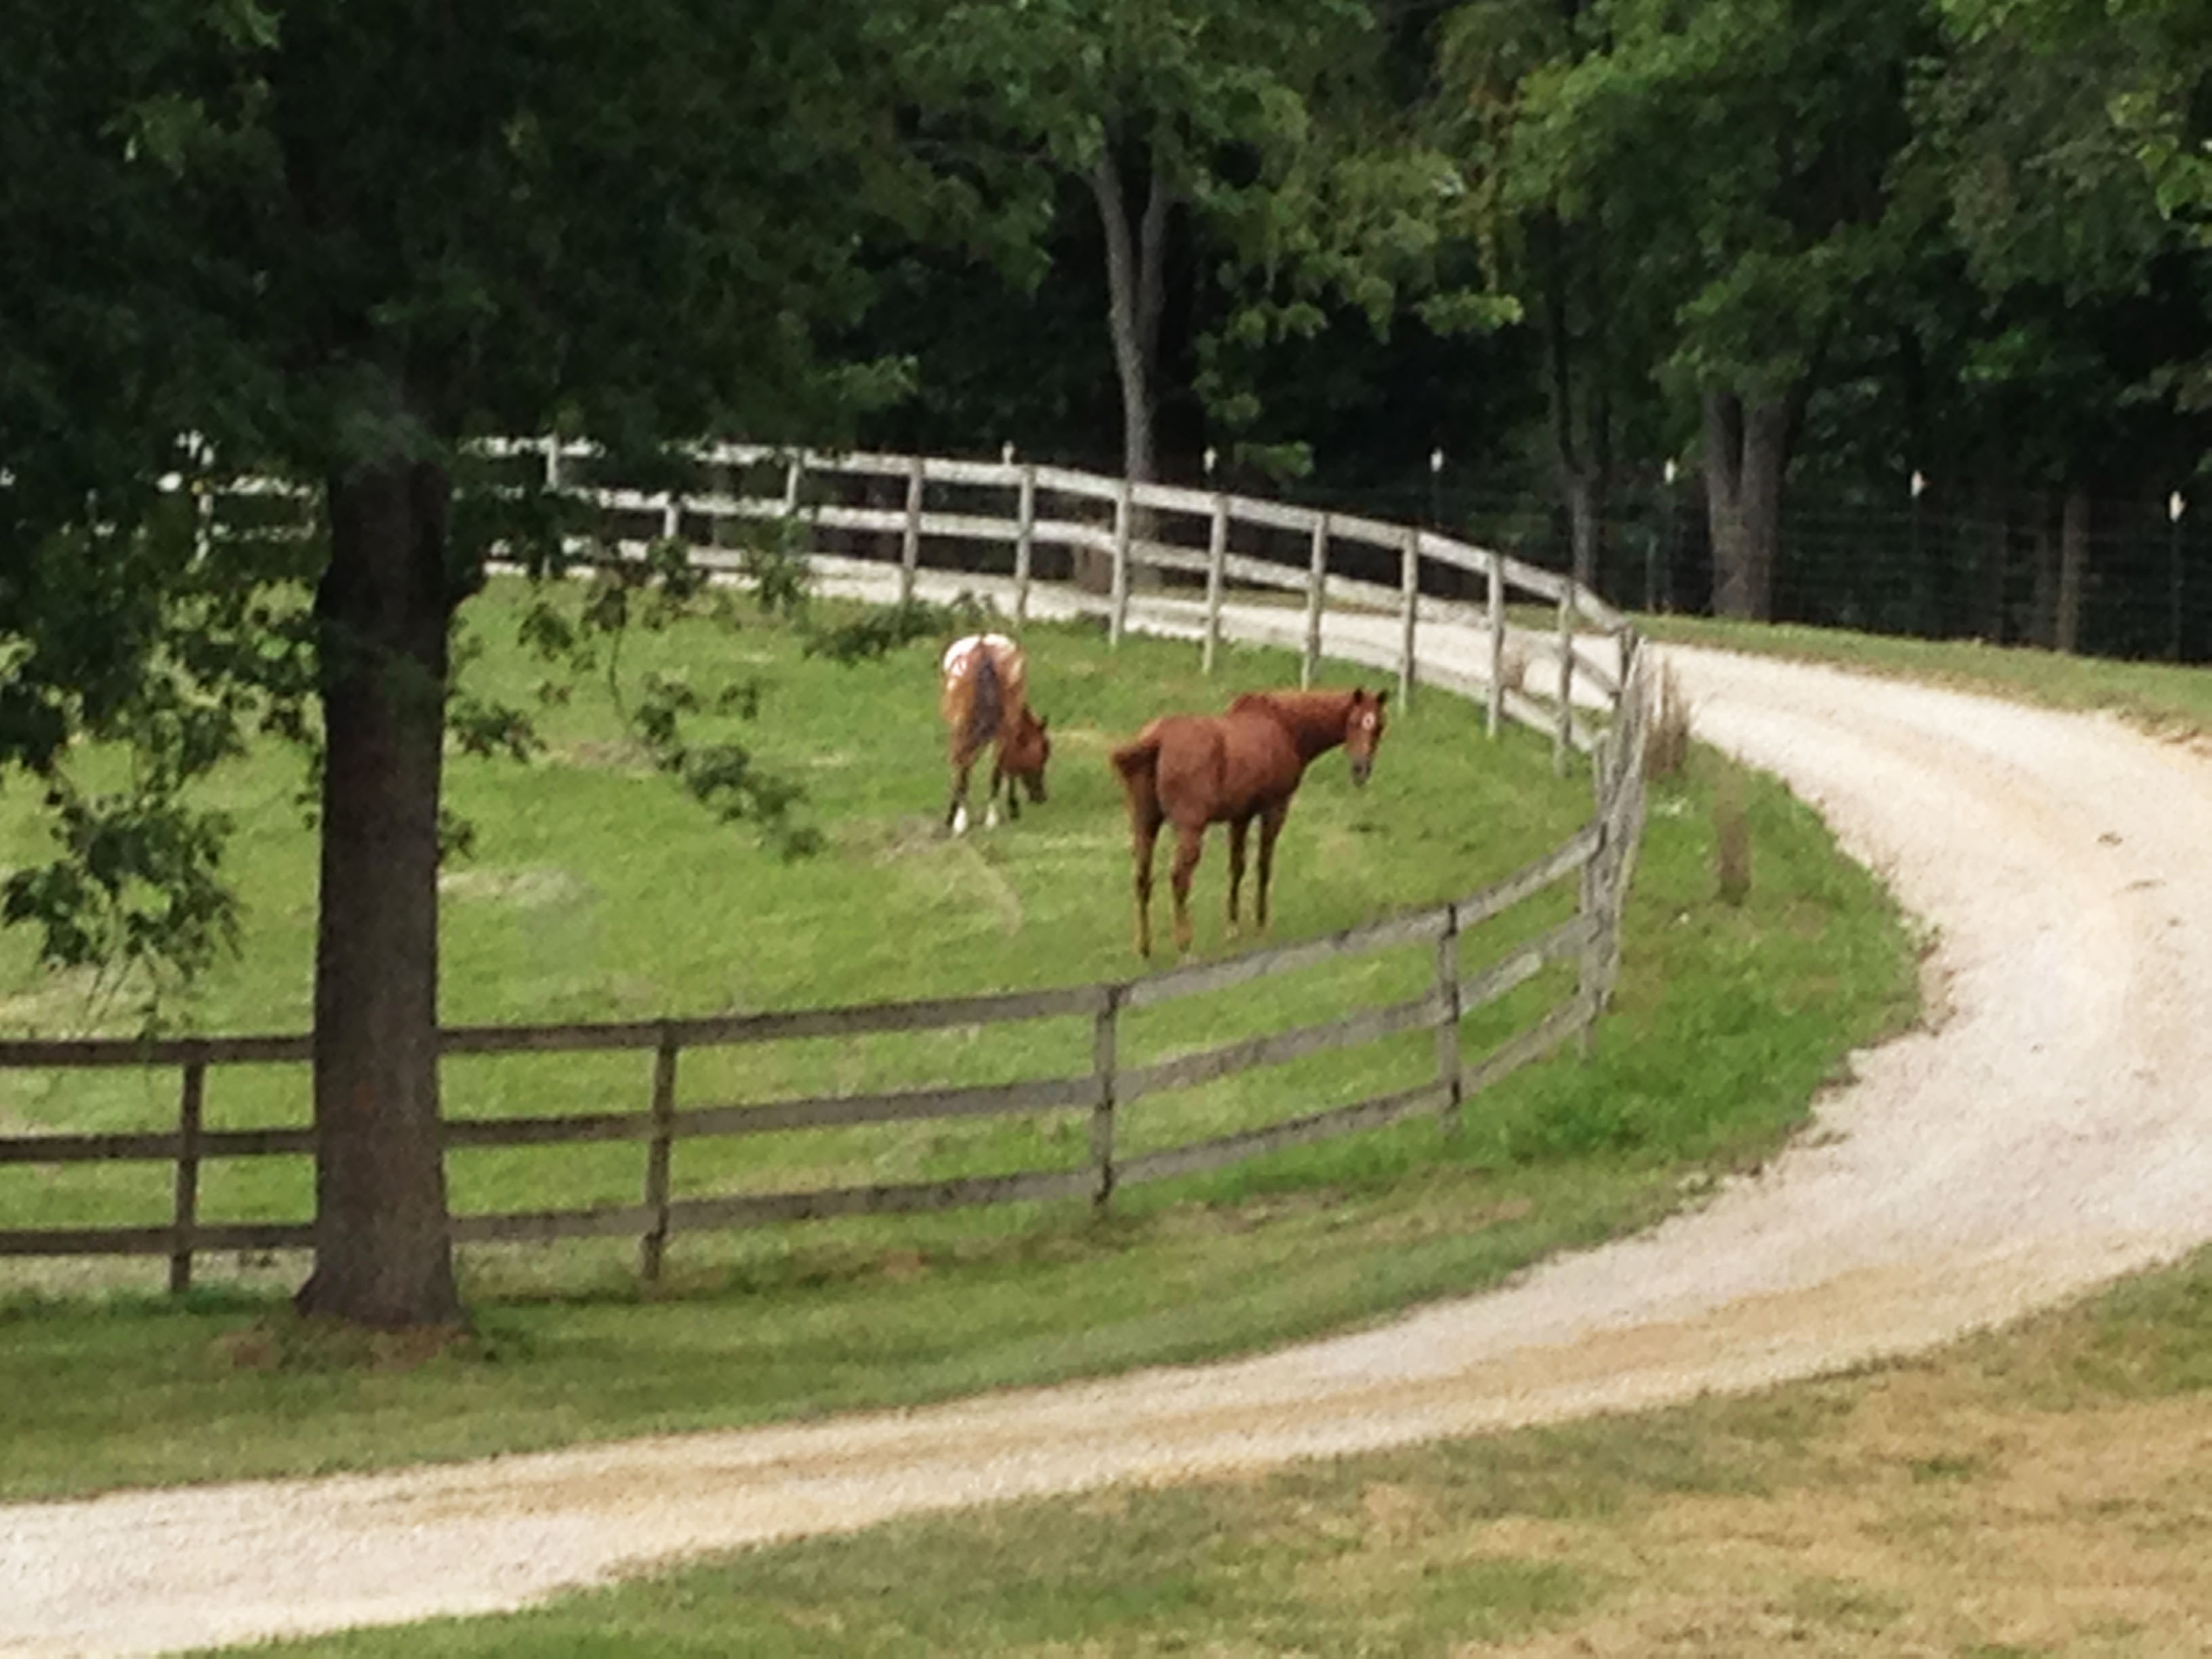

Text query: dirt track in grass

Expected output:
[6,591,2212,1657]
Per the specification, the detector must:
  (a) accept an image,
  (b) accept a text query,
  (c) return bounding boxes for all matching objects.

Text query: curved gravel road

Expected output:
[5,637,2212,1657]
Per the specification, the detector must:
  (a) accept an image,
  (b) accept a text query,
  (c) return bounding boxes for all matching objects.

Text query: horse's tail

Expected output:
[1109,727,1162,809]
[964,651,1005,752]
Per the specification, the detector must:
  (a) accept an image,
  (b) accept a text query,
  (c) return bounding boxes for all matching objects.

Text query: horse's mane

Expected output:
[1226,687,1370,761]
[1227,688,1353,723]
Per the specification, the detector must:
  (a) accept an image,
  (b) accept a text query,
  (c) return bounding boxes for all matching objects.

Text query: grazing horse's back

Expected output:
[941,633,1051,834]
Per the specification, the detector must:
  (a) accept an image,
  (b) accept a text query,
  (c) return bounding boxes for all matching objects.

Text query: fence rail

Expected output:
[0,444,1653,1290]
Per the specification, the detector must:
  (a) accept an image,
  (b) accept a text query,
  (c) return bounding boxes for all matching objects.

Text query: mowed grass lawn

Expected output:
[239,1241,2212,1658]
[0,581,1921,1500]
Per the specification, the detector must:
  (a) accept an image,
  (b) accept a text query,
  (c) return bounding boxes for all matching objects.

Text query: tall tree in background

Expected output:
[1911,0,2212,649]
[1507,0,1931,617]
[896,0,1450,511]
[1433,0,1664,586]
[2,0,907,1328]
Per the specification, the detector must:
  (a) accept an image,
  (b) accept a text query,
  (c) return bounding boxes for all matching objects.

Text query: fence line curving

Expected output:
[0,445,1654,1290]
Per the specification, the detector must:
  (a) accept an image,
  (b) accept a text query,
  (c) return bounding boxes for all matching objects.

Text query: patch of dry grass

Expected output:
[1644,657,1692,781]
[247,1250,2212,1656]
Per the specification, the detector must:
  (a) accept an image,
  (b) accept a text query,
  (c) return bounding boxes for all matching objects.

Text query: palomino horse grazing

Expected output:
[940,633,1052,834]
[1109,687,1389,957]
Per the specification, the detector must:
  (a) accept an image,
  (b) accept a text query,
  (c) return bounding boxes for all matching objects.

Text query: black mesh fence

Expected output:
[1286,473,2211,665]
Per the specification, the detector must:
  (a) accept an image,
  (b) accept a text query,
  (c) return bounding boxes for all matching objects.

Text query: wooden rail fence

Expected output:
[0,445,1652,1290]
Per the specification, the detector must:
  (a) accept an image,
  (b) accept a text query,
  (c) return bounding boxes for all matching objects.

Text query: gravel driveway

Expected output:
[6,621,2211,1657]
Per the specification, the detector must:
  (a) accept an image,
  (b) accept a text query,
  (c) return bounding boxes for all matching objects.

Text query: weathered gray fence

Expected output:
[0,445,1652,1290]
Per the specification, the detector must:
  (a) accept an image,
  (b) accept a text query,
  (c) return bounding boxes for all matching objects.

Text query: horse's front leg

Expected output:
[989,756,1016,825]
[1169,823,1206,956]
[1225,817,1250,935]
[1254,801,1290,933]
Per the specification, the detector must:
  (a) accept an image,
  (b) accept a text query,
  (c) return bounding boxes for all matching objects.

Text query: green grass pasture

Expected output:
[0,585,1918,1498]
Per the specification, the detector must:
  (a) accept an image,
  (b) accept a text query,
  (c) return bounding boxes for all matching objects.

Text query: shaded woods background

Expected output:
[1287,471,2212,663]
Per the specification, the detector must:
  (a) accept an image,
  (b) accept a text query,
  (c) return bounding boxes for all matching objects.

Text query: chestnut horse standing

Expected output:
[1109,687,1389,956]
[940,633,1051,834]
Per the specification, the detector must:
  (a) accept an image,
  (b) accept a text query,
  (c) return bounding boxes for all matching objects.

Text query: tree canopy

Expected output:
[5,0,2210,1325]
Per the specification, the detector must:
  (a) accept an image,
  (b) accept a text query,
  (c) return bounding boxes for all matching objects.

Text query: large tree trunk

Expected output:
[2030,490,2057,645]
[1702,388,1796,621]
[1539,213,1608,592]
[293,448,464,1329]
[1978,479,2009,645]
[1090,144,1172,593]
[2054,482,2089,655]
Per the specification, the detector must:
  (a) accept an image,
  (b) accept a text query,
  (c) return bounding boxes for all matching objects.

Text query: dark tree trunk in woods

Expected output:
[2055,482,2089,655]
[1702,388,1798,620]
[1090,145,1172,593]
[1563,468,1603,591]
[293,450,464,1328]
[1978,480,2010,644]
[1539,215,1609,591]
[2031,491,2058,646]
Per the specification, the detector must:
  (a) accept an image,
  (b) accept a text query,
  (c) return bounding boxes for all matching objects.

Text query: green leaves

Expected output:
[2,783,241,998]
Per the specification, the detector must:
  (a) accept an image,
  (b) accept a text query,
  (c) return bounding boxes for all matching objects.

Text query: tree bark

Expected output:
[1090,144,1172,592]
[1702,388,1797,620]
[1539,213,1607,592]
[2030,491,2057,646]
[1978,480,2009,644]
[293,446,464,1329]
[2055,482,2089,655]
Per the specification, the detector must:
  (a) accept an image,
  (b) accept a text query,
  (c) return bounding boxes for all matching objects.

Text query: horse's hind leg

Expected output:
[1129,809,1162,957]
[1225,817,1250,936]
[1169,823,1206,956]
[945,748,977,835]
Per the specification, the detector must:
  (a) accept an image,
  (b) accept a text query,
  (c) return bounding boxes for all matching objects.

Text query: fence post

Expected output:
[659,491,681,547]
[1435,910,1463,1136]
[1486,551,1506,738]
[1202,493,1229,676]
[1578,732,1613,1059]
[898,455,925,605]
[1110,476,1134,647]
[1604,640,1648,998]
[781,455,803,517]
[1091,988,1120,1211]
[1015,462,1038,628]
[1553,589,1576,775]
[1303,513,1329,688]
[640,1027,679,1283]
[1399,527,1420,706]
[168,1050,207,1296]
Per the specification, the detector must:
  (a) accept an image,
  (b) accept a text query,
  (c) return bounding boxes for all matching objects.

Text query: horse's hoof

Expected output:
[985,804,1000,830]
[951,805,969,836]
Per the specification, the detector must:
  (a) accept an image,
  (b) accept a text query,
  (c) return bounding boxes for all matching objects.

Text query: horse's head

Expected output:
[1344,689,1389,786]
[1004,709,1052,802]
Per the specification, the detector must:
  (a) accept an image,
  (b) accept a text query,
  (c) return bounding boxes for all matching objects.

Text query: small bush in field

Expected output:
[1715,771,1753,905]
[1645,659,1691,781]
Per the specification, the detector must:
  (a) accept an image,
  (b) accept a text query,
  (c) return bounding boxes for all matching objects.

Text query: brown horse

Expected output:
[940,632,1052,834]
[1109,687,1389,956]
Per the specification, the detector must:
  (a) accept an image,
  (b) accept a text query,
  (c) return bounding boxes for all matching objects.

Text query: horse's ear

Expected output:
[1374,689,1389,709]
